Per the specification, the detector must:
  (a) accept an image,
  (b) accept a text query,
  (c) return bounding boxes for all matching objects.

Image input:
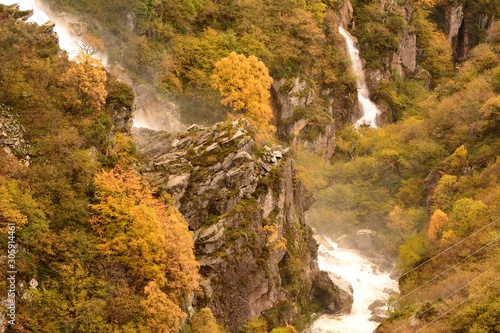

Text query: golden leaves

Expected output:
[211,52,275,135]
[62,51,107,111]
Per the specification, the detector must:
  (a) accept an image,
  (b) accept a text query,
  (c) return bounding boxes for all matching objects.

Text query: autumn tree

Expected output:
[240,317,268,333]
[62,51,107,111]
[427,209,449,241]
[449,198,489,237]
[211,52,274,134]
[76,33,105,56]
[140,281,186,332]
[387,206,415,239]
[89,167,199,300]
[432,174,458,211]
[191,307,223,333]
[0,178,27,233]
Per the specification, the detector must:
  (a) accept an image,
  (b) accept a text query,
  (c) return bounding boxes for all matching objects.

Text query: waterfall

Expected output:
[0,0,107,64]
[1,0,186,131]
[308,236,399,333]
[338,26,380,128]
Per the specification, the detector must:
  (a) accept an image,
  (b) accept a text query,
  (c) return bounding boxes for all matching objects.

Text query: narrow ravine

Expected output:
[308,236,398,333]
[338,26,380,128]
[306,26,398,333]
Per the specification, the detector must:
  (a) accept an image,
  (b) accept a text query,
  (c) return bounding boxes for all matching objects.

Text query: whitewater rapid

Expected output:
[338,26,380,128]
[309,236,398,333]
[0,0,107,64]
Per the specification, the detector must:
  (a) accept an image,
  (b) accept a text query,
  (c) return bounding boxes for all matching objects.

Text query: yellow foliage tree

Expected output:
[211,52,274,134]
[432,174,458,211]
[191,307,223,333]
[140,280,186,332]
[77,33,105,56]
[427,209,449,241]
[387,206,414,239]
[89,167,199,299]
[240,317,268,333]
[0,178,27,233]
[62,51,107,111]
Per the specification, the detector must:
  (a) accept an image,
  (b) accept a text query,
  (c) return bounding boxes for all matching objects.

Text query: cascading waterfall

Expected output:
[0,0,185,131]
[309,236,398,333]
[0,0,107,64]
[338,26,380,128]
[307,27,399,333]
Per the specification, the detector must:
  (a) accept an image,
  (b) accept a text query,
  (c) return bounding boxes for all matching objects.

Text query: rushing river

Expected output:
[308,236,399,333]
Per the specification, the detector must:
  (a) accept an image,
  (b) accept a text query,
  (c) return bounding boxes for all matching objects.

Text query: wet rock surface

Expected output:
[133,119,341,331]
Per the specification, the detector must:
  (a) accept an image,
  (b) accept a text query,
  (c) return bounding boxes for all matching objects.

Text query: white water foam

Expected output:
[309,236,398,333]
[338,26,380,128]
[0,0,107,64]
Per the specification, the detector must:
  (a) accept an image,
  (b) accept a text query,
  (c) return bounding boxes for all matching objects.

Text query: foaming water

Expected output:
[2,0,185,131]
[338,26,380,128]
[0,0,107,65]
[309,236,398,333]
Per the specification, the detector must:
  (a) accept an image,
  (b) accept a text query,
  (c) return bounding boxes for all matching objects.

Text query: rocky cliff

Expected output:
[132,119,345,331]
[443,0,496,62]
[271,78,337,161]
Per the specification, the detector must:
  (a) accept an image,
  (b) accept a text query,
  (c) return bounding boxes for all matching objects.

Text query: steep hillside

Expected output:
[0,5,199,332]
[133,120,345,331]
[2,0,499,332]
[297,3,500,331]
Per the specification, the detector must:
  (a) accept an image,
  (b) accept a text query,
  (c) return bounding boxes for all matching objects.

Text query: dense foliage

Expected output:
[298,5,500,331]
[44,0,354,126]
[1,0,499,331]
[0,6,199,332]
[211,52,274,134]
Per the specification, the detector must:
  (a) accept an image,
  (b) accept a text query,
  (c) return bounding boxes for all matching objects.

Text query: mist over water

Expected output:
[309,236,398,333]
[0,0,108,64]
[338,26,380,128]
[1,0,185,131]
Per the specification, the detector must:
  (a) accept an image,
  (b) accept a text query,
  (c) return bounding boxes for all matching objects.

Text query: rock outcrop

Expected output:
[445,0,496,62]
[271,78,336,161]
[0,105,29,166]
[67,21,87,36]
[133,119,341,331]
[339,0,354,28]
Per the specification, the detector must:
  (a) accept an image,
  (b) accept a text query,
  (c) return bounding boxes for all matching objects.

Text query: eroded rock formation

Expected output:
[133,119,341,331]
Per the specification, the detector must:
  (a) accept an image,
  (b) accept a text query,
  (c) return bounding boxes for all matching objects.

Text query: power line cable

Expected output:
[397,218,499,280]
[415,275,500,332]
[393,236,499,306]
[318,219,499,321]
[390,266,499,333]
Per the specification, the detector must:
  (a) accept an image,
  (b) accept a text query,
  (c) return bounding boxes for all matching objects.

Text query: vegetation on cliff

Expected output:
[298,2,500,331]
[1,0,500,332]
[0,6,199,332]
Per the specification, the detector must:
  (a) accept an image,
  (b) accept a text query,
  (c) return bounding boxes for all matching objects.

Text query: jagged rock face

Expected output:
[448,2,465,44]
[368,1,417,83]
[271,78,336,161]
[0,105,29,166]
[67,21,87,36]
[390,32,417,78]
[445,1,496,62]
[133,119,341,331]
[339,0,354,28]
